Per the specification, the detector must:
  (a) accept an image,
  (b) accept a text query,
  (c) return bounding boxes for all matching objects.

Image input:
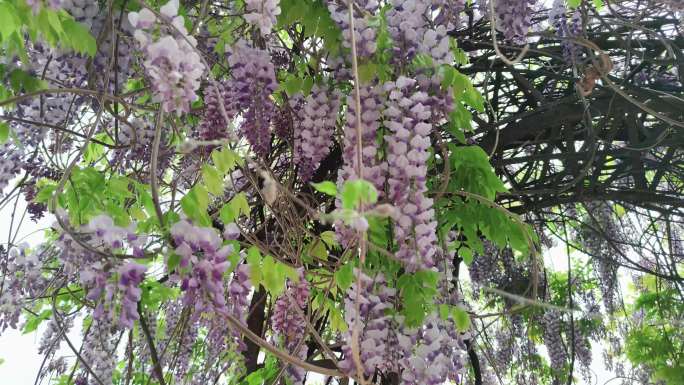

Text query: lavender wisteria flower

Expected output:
[335,84,387,247]
[243,0,281,35]
[398,313,468,385]
[81,321,117,385]
[200,41,278,155]
[494,0,537,45]
[293,84,342,181]
[578,202,622,312]
[338,270,397,377]
[228,40,279,157]
[225,263,252,352]
[327,0,379,58]
[385,0,457,64]
[128,0,205,114]
[271,270,310,384]
[542,310,568,371]
[116,262,147,328]
[548,0,582,63]
[170,219,233,313]
[62,0,100,28]
[383,77,439,272]
[0,244,49,331]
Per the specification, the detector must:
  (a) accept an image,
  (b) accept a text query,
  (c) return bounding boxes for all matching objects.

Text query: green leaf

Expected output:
[307,240,328,261]
[459,247,473,265]
[0,122,9,143]
[358,63,377,83]
[22,310,52,334]
[246,247,263,287]
[219,199,249,229]
[211,148,241,174]
[320,230,338,248]
[334,263,354,291]
[9,68,47,93]
[219,203,237,224]
[439,304,450,320]
[341,179,378,210]
[262,255,286,296]
[202,164,224,195]
[35,182,57,203]
[311,181,337,196]
[180,185,211,225]
[0,3,18,42]
[167,253,181,272]
[61,18,96,57]
[452,306,471,332]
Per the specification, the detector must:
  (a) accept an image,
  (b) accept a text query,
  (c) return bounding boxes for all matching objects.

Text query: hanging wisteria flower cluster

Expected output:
[169,219,234,313]
[383,77,439,272]
[494,0,537,44]
[128,0,205,114]
[293,84,342,181]
[243,0,282,36]
[271,270,310,384]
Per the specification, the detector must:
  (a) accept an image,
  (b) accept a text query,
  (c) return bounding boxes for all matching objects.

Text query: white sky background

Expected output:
[0,187,620,384]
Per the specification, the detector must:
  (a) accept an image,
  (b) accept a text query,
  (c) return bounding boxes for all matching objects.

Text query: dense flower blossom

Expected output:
[0,146,22,195]
[200,41,278,156]
[62,0,100,28]
[128,0,206,114]
[293,85,342,181]
[542,311,568,370]
[0,244,49,331]
[334,84,386,246]
[578,202,622,312]
[226,263,252,351]
[548,0,582,63]
[198,82,236,142]
[81,321,117,385]
[398,313,468,385]
[228,41,278,157]
[271,270,309,384]
[50,214,148,329]
[244,0,281,35]
[385,0,456,64]
[170,219,233,313]
[494,0,537,44]
[327,0,379,58]
[383,77,439,271]
[339,270,397,377]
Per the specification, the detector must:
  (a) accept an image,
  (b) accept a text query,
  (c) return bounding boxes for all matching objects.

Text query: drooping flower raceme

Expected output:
[271,270,310,384]
[327,0,379,58]
[494,0,537,45]
[548,0,582,63]
[578,202,622,312]
[338,270,397,377]
[335,84,387,247]
[398,313,468,385]
[170,219,233,314]
[542,310,568,371]
[385,0,455,65]
[128,0,205,114]
[383,77,439,272]
[243,0,281,36]
[226,263,252,352]
[75,215,148,328]
[293,85,342,181]
[199,40,278,156]
[229,41,279,157]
